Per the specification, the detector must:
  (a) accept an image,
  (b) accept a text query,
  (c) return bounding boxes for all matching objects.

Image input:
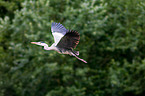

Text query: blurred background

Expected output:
[0,0,145,96]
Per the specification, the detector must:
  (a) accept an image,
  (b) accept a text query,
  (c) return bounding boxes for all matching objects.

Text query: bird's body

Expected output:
[31,22,87,63]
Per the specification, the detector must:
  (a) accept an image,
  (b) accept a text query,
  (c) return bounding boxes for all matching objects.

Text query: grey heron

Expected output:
[31,22,87,63]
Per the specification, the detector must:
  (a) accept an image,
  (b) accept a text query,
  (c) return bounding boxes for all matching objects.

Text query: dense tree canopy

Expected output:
[0,0,145,96]
[0,0,24,19]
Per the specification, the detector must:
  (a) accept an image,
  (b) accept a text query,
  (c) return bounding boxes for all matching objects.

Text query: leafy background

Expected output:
[0,0,145,96]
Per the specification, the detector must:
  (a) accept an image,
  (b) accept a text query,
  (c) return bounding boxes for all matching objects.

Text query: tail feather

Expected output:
[71,51,87,63]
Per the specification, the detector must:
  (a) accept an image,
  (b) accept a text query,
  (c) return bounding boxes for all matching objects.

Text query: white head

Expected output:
[31,42,48,46]
[31,42,56,51]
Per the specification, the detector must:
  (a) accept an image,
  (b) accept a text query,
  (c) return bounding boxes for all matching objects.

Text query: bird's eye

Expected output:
[40,41,44,43]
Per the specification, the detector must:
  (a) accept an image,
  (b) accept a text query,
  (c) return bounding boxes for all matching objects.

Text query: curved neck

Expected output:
[44,45,57,51]
[44,45,50,50]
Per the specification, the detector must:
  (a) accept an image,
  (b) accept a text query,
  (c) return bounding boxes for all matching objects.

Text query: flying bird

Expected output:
[31,22,87,63]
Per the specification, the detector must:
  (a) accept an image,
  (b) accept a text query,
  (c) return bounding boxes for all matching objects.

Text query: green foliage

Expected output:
[0,0,145,96]
[0,0,24,19]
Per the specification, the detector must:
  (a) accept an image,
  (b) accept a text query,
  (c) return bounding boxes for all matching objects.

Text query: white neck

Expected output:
[44,45,50,50]
[44,44,57,51]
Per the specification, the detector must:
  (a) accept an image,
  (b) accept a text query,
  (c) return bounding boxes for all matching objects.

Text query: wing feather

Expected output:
[51,22,68,45]
[56,30,80,49]
[51,22,68,35]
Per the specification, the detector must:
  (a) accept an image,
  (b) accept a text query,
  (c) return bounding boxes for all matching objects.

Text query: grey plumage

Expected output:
[51,22,68,35]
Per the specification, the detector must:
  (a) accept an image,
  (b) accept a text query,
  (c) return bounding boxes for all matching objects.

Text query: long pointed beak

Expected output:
[31,42,38,44]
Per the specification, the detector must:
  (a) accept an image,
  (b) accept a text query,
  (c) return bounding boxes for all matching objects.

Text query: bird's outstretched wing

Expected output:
[56,30,80,49]
[51,22,68,45]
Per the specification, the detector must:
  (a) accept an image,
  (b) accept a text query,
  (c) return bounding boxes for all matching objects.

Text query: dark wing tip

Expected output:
[66,30,80,39]
[56,30,80,49]
[65,30,80,48]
